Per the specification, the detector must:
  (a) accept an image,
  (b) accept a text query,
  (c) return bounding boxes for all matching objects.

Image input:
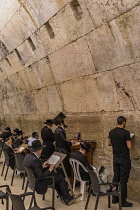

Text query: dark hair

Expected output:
[117,116,126,125]
[32,132,38,138]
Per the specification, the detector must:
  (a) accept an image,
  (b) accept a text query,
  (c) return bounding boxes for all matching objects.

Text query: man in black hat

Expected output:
[54,113,74,177]
[24,140,73,204]
[41,119,55,159]
[13,130,24,149]
[13,128,20,140]
[0,127,12,141]
[3,136,15,170]
[71,142,93,181]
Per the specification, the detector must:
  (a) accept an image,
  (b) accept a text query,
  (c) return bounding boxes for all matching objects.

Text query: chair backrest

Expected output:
[9,193,26,210]
[24,166,36,191]
[69,158,88,181]
[2,149,10,165]
[14,153,25,171]
[88,169,100,194]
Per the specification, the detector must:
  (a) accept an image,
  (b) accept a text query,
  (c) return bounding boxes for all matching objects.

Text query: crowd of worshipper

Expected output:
[0,114,133,208]
[0,112,91,205]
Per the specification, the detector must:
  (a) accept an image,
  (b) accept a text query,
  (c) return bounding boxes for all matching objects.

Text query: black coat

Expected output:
[0,131,12,141]
[41,126,55,159]
[23,153,51,194]
[13,138,23,149]
[54,126,72,154]
[71,151,93,181]
[3,144,15,170]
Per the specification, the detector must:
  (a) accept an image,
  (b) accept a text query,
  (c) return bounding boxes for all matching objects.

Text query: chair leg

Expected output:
[29,193,34,209]
[24,180,28,193]
[6,196,9,210]
[119,195,122,210]
[94,196,99,210]
[52,186,55,210]
[73,177,76,192]
[1,161,5,176]
[4,166,9,180]
[11,169,16,186]
[85,189,92,209]
[80,181,85,200]
[22,173,26,190]
[43,194,45,200]
[108,195,111,208]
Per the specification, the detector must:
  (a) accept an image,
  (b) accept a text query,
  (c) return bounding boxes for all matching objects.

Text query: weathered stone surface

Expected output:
[47,85,63,113]
[24,0,68,27]
[86,0,140,28]
[86,23,134,72]
[50,37,95,83]
[34,88,49,113]
[0,0,20,31]
[40,0,94,54]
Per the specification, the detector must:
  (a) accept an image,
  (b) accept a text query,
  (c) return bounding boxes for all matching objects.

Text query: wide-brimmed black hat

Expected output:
[29,140,46,152]
[17,130,24,135]
[13,128,19,133]
[44,119,53,125]
[53,112,66,126]
[80,142,91,152]
[5,127,11,131]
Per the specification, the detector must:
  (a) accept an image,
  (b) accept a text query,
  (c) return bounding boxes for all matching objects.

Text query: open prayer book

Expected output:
[47,151,67,168]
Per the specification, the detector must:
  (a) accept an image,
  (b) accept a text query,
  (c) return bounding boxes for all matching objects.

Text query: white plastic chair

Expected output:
[69,158,90,200]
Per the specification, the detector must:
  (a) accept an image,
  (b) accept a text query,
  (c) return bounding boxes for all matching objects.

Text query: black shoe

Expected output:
[63,195,73,205]
[122,201,133,207]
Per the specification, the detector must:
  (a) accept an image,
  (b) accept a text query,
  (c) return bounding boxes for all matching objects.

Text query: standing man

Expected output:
[108,116,133,207]
[41,119,55,159]
[0,127,12,141]
[54,112,74,177]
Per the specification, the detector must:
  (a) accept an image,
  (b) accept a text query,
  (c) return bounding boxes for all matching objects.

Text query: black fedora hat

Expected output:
[18,130,24,135]
[80,142,91,152]
[5,127,11,131]
[53,112,66,126]
[29,140,46,152]
[44,119,53,125]
[13,128,19,132]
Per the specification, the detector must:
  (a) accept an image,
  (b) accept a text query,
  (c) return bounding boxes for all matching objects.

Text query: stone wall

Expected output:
[0,0,140,202]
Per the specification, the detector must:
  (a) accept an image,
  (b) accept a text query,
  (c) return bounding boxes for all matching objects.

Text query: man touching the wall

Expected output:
[108,116,133,207]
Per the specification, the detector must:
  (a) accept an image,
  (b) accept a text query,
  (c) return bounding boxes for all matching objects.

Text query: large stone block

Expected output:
[0,0,20,31]
[19,92,37,114]
[50,37,95,83]
[17,31,47,67]
[86,23,134,72]
[24,0,68,28]
[114,6,140,63]
[47,85,63,112]
[8,95,23,115]
[40,0,94,54]
[113,62,140,111]
[1,98,10,115]
[60,72,119,112]
[85,0,140,28]
[34,88,49,113]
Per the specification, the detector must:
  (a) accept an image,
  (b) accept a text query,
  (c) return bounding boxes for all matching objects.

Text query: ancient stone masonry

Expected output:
[0,0,140,202]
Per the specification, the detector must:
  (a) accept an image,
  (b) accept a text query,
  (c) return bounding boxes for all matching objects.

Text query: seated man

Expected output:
[70,142,93,181]
[28,132,39,147]
[24,140,73,204]
[13,130,24,149]
[3,136,15,170]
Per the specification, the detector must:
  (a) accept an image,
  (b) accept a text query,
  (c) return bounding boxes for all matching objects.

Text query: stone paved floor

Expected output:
[0,154,140,210]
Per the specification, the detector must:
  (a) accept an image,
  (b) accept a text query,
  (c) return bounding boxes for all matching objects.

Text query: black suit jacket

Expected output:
[71,151,93,181]
[54,126,72,154]
[24,153,51,194]
[3,144,15,170]
[41,126,55,143]
[13,138,23,149]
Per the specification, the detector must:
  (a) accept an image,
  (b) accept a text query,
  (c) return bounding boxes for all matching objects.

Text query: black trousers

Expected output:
[48,168,69,200]
[112,158,131,202]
